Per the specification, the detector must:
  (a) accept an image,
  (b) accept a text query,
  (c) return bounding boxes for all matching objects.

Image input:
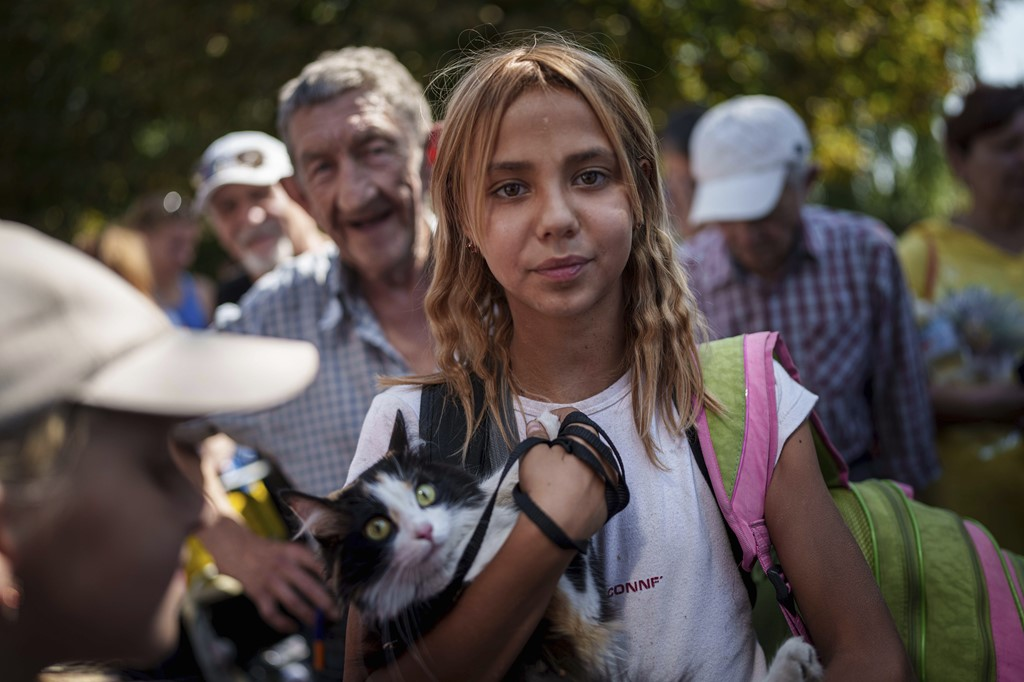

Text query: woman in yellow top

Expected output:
[898,83,1024,553]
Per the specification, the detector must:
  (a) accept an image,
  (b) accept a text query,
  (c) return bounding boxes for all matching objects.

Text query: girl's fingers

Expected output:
[525,419,549,439]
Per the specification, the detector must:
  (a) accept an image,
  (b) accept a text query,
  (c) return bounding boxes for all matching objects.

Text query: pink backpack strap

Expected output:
[964,522,1024,679]
[696,331,810,639]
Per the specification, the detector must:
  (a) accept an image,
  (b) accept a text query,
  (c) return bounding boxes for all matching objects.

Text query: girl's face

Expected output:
[479,87,633,327]
[13,408,204,667]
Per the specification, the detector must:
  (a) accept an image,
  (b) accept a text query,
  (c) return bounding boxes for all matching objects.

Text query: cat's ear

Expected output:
[280,489,336,539]
[388,410,409,454]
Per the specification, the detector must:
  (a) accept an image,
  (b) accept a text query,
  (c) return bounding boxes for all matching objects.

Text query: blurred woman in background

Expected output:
[898,83,1024,552]
[124,191,215,328]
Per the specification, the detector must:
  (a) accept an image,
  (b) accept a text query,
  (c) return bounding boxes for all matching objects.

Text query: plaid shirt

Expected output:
[185,244,410,496]
[683,205,939,489]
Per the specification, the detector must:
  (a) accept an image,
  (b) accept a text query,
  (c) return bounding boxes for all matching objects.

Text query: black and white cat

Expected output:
[282,411,621,679]
[283,410,822,681]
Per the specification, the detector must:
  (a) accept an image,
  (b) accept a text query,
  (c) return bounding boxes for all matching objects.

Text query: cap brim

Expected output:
[689,166,788,225]
[195,167,286,211]
[77,330,319,418]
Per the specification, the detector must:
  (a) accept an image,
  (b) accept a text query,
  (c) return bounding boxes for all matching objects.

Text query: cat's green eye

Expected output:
[364,516,393,541]
[415,483,437,507]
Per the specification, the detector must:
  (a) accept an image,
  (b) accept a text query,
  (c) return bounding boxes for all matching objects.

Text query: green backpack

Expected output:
[696,332,1024,681]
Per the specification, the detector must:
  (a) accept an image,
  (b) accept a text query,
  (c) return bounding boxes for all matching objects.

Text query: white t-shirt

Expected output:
[346,362,817,681]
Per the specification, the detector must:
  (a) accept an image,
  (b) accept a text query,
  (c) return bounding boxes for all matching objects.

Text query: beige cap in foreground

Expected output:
[0,220,319,425]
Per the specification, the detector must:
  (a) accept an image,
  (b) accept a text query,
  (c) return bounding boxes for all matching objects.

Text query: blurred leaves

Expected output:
[0,0,1004,256]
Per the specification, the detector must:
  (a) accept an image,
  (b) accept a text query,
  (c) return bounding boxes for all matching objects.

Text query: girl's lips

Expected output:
[534,256,589,281]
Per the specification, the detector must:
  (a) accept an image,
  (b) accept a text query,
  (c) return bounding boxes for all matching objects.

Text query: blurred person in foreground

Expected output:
[192,130,328,307]
[682,95,939,491]
[898,82,1024,552]
[0,221,317,681]
[659,104,707,241]
[124,191,216,328]
[177,46,437,661]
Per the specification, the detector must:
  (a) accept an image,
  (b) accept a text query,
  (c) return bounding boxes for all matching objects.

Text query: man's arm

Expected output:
[930,381,1024,428]
[869,236,941,489]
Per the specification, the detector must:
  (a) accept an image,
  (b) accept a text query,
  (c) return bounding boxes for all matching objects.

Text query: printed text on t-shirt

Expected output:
[607,575,663,597]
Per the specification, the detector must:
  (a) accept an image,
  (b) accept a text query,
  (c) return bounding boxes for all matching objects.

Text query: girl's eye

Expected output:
[364,516,393,541]
[415,483,437,507]
[577,170,607,186]
[494,182,525,199]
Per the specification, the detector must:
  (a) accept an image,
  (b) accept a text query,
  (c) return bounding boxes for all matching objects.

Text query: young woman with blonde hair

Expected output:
[343,35,911,680]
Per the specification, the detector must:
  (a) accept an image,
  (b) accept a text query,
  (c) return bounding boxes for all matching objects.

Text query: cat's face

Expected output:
[282,411,488,620]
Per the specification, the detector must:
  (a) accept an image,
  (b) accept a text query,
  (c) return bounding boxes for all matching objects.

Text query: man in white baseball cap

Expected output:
[683,95,940,491]
[193,131,326,305]
[688,95,812,227]
[0,221,318,678]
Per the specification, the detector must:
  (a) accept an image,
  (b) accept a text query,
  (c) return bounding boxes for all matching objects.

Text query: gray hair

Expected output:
[277,46,432,153]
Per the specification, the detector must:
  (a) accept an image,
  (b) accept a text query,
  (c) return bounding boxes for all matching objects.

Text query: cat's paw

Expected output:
[763,636,823,682]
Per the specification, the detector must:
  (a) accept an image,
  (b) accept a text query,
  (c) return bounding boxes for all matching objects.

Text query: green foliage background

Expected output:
[0,0,1005,273]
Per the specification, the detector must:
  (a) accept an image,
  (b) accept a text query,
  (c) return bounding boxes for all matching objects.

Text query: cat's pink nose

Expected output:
[414,523,434,542]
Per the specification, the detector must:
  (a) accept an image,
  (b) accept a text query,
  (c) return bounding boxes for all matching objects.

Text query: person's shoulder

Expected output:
[372,384,423,415]
[900,217,948,245]
[254,244,338,292]
[804,204,896,250]
[347,384,424,485]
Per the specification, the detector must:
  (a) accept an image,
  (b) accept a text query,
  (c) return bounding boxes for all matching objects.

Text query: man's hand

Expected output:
[197,519,339,632]
[187,434,339,632]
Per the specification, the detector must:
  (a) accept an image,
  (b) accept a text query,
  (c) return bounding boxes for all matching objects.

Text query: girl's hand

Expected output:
[517,407,612,542]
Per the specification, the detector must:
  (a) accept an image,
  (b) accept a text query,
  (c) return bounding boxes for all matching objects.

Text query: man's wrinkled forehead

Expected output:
[289,89,413,152]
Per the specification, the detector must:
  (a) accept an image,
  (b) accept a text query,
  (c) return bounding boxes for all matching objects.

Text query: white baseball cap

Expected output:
[0,221,318,426]
[193,131,294,211]
[688,95,811,225]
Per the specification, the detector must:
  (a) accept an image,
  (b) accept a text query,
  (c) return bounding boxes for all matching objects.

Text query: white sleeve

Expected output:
[345,385,423,485]
[773,360,819,466]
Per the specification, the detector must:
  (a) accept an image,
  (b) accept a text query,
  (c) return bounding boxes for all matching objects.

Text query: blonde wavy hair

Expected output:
[396,34,712,464]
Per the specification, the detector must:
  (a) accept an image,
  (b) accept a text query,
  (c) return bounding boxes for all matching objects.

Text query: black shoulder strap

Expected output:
[419,378,490,478]
[686,426,757,608]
